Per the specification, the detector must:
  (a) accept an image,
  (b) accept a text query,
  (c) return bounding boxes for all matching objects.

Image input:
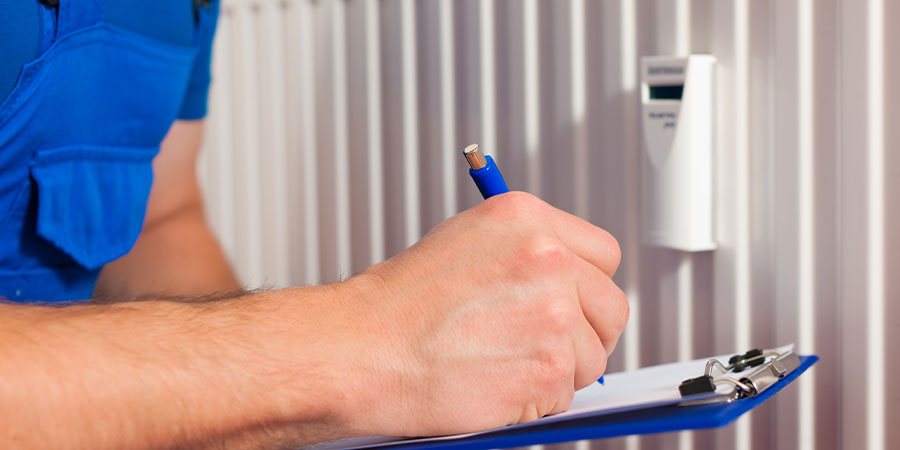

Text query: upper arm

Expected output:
[95,119,239,296]
[143,120,206,230]
[93,2,228,296]
[145,0,219,226]
[142,0,219,225]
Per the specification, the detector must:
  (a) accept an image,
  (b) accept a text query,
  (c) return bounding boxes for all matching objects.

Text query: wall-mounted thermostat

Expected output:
[641,55,716,252]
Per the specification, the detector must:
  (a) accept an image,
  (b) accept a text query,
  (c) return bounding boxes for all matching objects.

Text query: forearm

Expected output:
[1,192,629,449]
[0,284,369,449]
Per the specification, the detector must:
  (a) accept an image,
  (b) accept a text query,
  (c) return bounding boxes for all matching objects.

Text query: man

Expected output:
[0,1,628,449]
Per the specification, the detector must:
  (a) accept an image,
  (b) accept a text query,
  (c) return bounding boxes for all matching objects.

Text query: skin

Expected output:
[0,121,628,449]
[94,121,240,296]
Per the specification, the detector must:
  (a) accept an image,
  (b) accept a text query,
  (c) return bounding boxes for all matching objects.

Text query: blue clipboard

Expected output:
[375,355,818,450]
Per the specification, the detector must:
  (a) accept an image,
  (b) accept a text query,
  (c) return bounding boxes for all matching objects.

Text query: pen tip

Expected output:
[463,144,487,170]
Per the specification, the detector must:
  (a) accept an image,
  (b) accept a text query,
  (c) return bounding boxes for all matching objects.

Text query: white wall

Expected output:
[198,1,899,449]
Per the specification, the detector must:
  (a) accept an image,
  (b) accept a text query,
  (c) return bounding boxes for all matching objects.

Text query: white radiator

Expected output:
[198,1,898,449]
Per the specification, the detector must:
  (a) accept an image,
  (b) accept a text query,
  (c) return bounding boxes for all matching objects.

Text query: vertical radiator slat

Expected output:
[796,1,816,449]
[743,1,778,448]
[438,0,457,220]
[618,1,640,449]
[887,3,900,448]
[810,2,841,449]
[332,0,352,275]
[235,0,264,286]
[210,5,237,263]
[311,1,337,282]
[838,0,869,445]
[282,0,308,285]
[677,0,704,425]
[617,0,640,371]
[771,0,802,449]
[343,0,372,273]
[378,1,405,257]
[677,251,695,450]
[523,0,541,196]
[259,0,291,286]
[675,0,691,56]
[365,0,386,265]
[409,1,442,236]
[479,0,497,162]
[732,1,752,449]
[673,1,693,364]
[400,0,420,247]
[865,0,886,449]
[299,0,320,285]
[570,0,588,219]
[673,3,694,450]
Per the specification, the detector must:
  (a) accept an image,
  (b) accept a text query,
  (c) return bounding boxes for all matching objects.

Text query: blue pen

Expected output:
[463,144,509,199]
[464,145,603,387]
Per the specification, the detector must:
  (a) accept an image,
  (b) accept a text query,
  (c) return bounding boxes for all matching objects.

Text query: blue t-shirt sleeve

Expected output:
[178,1,220,120]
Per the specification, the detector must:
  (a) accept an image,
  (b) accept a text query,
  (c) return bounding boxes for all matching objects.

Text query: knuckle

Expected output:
[520,235,570,271]
[537,348,573,385]
[540,300,578,334]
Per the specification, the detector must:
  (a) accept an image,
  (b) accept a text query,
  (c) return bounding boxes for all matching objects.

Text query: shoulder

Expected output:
[0,0,40,104]
[105,0,196,46]
[0,1,207,105]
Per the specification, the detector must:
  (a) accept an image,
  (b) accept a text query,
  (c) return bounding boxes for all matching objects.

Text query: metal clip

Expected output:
[679,349,801,406]
[736,351,801,396]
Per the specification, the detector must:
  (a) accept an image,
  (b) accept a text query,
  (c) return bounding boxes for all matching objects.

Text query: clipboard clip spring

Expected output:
[679,348,802,404]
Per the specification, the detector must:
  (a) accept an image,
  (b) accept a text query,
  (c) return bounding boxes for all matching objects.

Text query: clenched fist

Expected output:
[334,192,628,438]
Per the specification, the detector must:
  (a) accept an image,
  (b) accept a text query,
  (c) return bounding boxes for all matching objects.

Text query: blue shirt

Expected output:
[0,0,217,119]
[0,0,220,302]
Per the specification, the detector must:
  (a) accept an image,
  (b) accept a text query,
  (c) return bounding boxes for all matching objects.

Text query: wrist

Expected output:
[320,273,421,437]
[241,279,404,440]
[221,287,351,440]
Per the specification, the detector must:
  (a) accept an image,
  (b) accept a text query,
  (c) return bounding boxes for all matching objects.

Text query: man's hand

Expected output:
[338,192,627,438]
[0,192,626,449]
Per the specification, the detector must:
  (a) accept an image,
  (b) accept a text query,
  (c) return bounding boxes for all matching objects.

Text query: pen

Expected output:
[463,145,604,386]
[462,144,509,199]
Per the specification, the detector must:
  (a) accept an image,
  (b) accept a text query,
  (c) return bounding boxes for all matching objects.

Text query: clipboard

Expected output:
[315,346,816,450]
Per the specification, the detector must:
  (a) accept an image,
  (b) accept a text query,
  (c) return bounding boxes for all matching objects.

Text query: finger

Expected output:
[549,209,621,278]
[573,258,630,354]
[571,312,608,390]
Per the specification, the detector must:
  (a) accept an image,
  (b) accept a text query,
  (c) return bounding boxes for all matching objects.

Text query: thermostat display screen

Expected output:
[649,85,684,100]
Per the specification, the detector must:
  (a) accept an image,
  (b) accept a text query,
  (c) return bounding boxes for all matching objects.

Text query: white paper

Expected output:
[311,344,794,450]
